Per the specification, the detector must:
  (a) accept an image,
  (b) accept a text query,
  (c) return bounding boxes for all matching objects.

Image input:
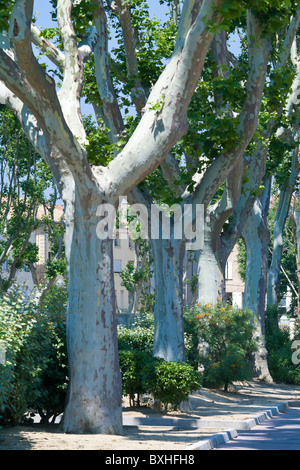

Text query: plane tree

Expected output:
[0,0,232,434]
[80,1,300,366]
[95,1,272,364]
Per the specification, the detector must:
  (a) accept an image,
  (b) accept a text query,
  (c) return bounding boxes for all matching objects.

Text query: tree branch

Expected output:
[56,0,86,143]
[102,0,226,197]
[112,0,147,115]
[189,11,272,209]
[31,24,65,70]
[94,1,124,143]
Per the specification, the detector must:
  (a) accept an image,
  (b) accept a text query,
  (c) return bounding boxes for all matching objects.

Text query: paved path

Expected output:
[215,408,300,450]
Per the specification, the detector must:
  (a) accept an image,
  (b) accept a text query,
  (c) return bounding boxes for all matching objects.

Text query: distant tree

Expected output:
[0,106,56,292]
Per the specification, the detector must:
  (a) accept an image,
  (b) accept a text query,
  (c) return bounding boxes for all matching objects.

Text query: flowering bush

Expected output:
[195,301,257,391]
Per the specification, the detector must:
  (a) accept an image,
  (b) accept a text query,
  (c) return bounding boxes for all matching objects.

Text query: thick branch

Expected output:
[112,0,147,115]
[0,81,71,199]
[9,1,60,117]
[56,0,86,142]
[160,153,186,198]
[94,1,124,142]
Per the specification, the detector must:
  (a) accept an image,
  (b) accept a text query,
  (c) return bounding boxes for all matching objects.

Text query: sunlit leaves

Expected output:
[0,1,15,32]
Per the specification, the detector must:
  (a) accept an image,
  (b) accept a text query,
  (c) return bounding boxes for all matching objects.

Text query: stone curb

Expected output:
[123,402,290,430]
[184,401,290,450]
[185,428,239,450]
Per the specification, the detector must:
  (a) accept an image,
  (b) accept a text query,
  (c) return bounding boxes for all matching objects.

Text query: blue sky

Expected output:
[32,1,240,119]
[32,0,172,118]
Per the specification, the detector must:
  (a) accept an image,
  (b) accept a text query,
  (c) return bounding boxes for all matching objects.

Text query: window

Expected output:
[225,261,233,280]
[114,260,122,273]
[114,236,120,247]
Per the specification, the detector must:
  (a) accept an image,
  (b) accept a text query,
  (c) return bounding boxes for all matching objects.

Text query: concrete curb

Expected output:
[185,428,239,450]
[184,401,290,450]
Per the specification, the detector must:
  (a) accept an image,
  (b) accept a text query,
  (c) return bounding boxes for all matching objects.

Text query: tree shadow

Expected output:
[0,423,61,450]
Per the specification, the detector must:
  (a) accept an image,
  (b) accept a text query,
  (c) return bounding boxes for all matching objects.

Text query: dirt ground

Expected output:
[1,379,300,450]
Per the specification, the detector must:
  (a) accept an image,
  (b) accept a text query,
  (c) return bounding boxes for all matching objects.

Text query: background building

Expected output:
[1,201,245,311]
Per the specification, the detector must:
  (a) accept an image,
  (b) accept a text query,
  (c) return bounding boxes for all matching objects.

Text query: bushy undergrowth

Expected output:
[2,287,278,424]
[188,301,258,391]
[0,285,68,425]
[117,320,202,409]
[265,305,300,385]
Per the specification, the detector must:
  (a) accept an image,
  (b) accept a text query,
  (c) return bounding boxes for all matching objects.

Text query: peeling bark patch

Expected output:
[13,20,20,37]
[101,309,107,329]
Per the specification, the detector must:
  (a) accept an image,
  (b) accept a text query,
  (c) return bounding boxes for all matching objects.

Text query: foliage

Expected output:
[118,350,158,406]
[265,305,300,385]
[29,285,68,423]
[118,324,154,353]
[194,301,257,390]
[183,305,202,369]
[0,106,57,292]
[237,237,247,283]
[143,359,202,410]
[118,320,202,409]
[0,285,68,425]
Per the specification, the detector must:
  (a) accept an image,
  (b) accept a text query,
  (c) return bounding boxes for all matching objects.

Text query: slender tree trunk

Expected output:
[242,179,273,382]
[152,237,186,363]
[293,198,300,304]
[267,199,290,307]
[267,150,299,306]
[62,196,123,434]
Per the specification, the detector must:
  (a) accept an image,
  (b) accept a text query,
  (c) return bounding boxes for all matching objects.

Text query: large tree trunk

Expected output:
[197,221,225,305]
[62,195,123,434]
[196,159,244,306]
[152,238,186,363]
[242,179,273,383]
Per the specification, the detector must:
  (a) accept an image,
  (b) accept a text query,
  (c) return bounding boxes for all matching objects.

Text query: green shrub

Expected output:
[0,287,51,424]
[183,306,201,368]
[119,350,159,406]
[118,321,202,409]
[195,301,257,391]
[143,360,202,410]
[265,306,300,385]
[118,324,154,353]
[0,285,68,425]
[28,286,68,423]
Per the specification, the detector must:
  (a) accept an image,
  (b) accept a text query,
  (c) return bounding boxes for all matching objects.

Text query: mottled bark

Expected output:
[242,177,273,382]
[292,193,300,302]
[62,194,123,434]
[151,237,186,362]
[267,150,300,306]
[197,213,224,304]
